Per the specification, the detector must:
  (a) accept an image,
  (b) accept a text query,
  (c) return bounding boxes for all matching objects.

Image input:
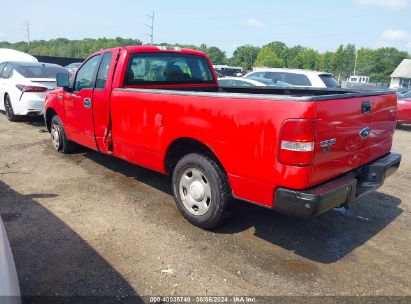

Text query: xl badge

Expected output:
[320,138,336,153]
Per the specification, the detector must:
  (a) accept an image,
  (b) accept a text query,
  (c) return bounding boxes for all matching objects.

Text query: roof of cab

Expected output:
[124,45,207,57]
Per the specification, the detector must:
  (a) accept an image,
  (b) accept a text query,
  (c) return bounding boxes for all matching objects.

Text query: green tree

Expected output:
[317,51,335,72]
[205,46,227,65]
[230,45,260,71]
[333,44,356,81]
[0,37,143,58]
[285,45,304,67]
[264,41,288,63]
[288,48,321,70]
[254,47,284,68]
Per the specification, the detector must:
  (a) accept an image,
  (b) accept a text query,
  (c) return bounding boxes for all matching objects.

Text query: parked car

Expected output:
[0,48,37,63]
[397,90,411,125]
[0,61,70,121]
[65,62,82,75]
[0,215,21,302]
[245,68,341,88]
[45,45,400,229]
[219,77,290,87]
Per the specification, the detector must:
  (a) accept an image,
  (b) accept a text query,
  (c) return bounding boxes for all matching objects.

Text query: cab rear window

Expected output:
[124,53,215,86]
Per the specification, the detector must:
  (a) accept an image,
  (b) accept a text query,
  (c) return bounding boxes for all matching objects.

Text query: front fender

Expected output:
[45,91,66,133]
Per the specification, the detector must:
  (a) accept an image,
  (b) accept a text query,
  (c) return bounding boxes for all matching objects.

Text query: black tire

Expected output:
[4,94,18,122]
[50,115,76,153]
[172,153,232,229]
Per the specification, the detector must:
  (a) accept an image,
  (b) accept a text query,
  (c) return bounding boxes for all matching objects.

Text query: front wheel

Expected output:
[50,115,76,153]
[4,95,18,122]
[172,153,232,229]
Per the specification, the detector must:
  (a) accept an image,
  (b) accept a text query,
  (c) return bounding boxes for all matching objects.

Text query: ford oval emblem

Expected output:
[359,127,371,138]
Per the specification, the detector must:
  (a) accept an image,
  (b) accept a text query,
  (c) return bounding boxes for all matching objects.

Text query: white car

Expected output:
[218,77,290,88]
[0,48,38,63]
[0,215,21,303]
[245,68,340,88]
[0,61,69,122]
[65,62,83,75]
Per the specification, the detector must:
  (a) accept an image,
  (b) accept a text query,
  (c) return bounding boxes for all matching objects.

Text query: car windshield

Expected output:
[17,65,69,79]
[319,74,340,88]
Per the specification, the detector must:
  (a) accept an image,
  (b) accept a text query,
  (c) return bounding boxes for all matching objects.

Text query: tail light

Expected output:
[16,84,48,93]
[279,119,315,166]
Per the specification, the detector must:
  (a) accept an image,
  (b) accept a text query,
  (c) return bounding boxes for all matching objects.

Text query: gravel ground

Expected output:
[0,113,410,300]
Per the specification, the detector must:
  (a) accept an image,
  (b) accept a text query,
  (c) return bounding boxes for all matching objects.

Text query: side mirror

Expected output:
[56,73,70,89]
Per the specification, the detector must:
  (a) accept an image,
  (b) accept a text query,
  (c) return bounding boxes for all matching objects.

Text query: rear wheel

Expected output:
[51,115,75,153]
[4,95,18,122]
[172,153,232,229]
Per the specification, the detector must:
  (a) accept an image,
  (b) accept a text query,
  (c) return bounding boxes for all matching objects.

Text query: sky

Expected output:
[0,0,410,56]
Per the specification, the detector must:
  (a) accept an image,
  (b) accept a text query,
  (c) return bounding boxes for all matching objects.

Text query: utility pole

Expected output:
[144,11,155,45]
[353,50,358,76]
[25,21,31,48]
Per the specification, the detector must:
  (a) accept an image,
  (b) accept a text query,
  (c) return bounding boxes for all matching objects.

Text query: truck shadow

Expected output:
[0,180,141,302]
[81,149,403,264]
[217,193,403,264]
[397,124,411,131]
[81,148,173,196]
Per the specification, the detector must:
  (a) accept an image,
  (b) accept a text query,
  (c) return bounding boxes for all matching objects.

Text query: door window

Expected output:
[0,63,6,76]
[95,52,113,89]
[247,72,266,78]
[74,55,101,91]
[1,64,13,79]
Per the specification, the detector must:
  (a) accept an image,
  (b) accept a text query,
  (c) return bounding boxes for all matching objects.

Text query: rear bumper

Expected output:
[273,153,402,219]
[14,93,45,116]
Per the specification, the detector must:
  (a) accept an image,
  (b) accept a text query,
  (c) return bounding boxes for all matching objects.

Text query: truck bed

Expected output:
[111,86,397,206]
[120,86,395,101]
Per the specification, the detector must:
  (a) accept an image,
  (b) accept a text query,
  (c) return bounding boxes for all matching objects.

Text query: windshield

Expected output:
[319,74,340,88]
[125,53,215,86]
[18,65,69,79]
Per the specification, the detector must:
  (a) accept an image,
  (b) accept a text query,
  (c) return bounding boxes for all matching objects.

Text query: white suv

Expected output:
[245,68,340,88]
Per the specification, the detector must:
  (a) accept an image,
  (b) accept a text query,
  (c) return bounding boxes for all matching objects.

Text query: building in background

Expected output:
[391,59,411,89]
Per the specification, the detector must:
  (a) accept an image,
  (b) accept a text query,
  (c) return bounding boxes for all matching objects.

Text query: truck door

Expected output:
[65,54,101,149]
[91,51,116,154]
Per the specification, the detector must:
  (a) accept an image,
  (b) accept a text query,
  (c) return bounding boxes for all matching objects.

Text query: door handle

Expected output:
[84,98,92,109]
[362,101,372,114]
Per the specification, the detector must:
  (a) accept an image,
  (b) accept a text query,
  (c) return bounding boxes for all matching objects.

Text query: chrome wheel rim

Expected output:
[51,123,61,150]
[179,168,212,216]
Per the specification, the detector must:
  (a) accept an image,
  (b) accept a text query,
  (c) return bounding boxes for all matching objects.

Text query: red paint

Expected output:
[398,98,411,124]
[45,46,398,209]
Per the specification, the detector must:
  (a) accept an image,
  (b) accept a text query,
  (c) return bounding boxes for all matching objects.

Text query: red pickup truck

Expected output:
[45,46,401,229]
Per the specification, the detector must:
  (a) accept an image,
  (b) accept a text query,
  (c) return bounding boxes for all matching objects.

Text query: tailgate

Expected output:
[311,93,397,186]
